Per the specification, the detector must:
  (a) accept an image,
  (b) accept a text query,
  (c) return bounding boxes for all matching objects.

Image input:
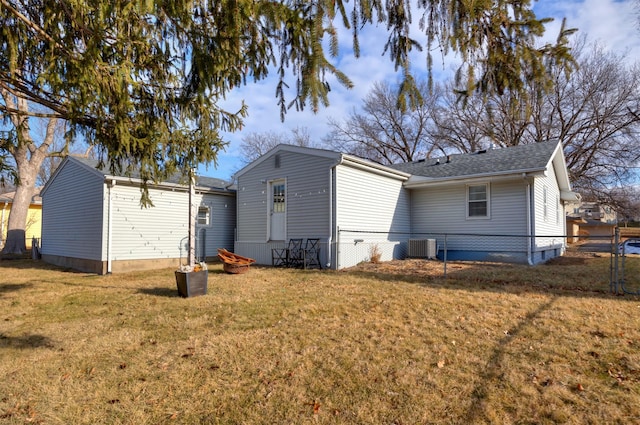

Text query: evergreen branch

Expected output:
[0,0,73,58]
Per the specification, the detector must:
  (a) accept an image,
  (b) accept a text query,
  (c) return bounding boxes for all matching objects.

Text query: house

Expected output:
[234,140,580,268]
[566,201,617,224]
[565,201,617,240]
[390,140,580,264]
[40,156,236,274]
[234,145,411,269]
[0,190,42,249]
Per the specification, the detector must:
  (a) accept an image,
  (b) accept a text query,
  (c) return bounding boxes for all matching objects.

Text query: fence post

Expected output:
[443,234,447,279]
[611,227,619,294]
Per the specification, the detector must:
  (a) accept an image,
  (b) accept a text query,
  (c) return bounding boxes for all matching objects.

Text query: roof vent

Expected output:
[435,158,440,165]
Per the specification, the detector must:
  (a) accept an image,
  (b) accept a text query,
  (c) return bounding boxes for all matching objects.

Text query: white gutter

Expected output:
[560,190,581,202]
[107,179,116,274]
[341,156,410,181]
[404,169,547,189]
[105,175,233,195]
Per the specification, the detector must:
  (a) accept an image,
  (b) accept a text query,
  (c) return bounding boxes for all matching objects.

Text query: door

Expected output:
[270,180,286,241]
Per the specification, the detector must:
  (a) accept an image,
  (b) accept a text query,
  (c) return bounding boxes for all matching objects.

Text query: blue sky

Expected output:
[202,0,640,181]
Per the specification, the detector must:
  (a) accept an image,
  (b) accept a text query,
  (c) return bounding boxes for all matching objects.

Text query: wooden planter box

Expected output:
[175,270,208,298]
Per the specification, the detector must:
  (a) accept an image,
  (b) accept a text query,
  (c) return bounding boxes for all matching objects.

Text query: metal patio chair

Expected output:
[302,238,322,269]
[271,238,304,267]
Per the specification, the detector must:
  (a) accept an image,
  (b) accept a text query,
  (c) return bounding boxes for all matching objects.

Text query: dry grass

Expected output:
[1,253,639,424]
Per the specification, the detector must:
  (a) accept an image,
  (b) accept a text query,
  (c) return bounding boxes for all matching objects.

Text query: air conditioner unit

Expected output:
[408,239,437,259]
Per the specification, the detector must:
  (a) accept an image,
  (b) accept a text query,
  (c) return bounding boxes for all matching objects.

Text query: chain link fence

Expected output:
[337,228,639,295]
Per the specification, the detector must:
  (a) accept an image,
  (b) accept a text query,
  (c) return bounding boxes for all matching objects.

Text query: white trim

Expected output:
[235,144,341,178]
[106,179,115,274]
[268,178,287,241]
[404,170,546,189]
[340,156,411,181]
[197,205,211,227]
[543,185,548,221]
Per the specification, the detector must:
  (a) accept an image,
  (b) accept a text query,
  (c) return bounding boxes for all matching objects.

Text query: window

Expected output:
[272,183,285,213]
[467,184,489,218]
[197,206,210,225]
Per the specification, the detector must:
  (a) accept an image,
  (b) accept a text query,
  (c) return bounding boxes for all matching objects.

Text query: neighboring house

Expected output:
[566,201,617,224]
[234,140,580,268]
[0,190,42,249]
[565,201,617,240]
[40,156,236,274]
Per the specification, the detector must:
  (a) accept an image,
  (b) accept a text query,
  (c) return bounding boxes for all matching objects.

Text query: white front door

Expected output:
[269,180,286,241]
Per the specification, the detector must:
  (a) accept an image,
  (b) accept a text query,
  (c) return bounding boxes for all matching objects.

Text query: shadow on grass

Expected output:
[0,333,55,349]
[0,282,33,295]
[138,287,181,298]
[0,258,89,274]
[463,296,559,423]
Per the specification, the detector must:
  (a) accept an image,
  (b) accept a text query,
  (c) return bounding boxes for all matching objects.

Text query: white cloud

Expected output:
[534,0,640,57]
[200,0,640,181]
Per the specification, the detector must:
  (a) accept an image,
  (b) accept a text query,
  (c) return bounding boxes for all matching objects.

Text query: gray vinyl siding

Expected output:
[235,150,335,264]
[197,192,236,256]
[335,164,410,268]
[41,160,105,260]
[410,179,528,254]
[109,185,236,261]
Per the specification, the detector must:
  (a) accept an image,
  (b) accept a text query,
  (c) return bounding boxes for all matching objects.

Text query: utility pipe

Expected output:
[327,166,333,269]
[107,179,116,274]
[525,179,534,265]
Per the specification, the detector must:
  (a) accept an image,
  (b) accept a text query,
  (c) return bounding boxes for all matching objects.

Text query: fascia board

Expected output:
[340,155,411,180]
[403,169,546,188]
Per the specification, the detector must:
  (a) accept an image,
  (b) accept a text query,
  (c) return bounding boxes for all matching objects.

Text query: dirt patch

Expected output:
[344,249,601,277]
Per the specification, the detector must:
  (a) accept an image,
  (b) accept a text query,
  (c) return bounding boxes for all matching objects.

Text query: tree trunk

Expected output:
[0,86,57,255]
[2,183,36,255]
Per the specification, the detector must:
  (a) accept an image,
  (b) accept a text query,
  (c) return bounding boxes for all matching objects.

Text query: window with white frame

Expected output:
[197,206,210,226]
[467,184,489,218]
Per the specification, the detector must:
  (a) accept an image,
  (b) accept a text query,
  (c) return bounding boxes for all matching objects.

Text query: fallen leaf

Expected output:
[576,383,584,391]
[437,360,445,368]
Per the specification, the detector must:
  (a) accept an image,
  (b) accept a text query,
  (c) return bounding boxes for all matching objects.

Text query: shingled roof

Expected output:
[68,156,232,191]
[389,140,560,179]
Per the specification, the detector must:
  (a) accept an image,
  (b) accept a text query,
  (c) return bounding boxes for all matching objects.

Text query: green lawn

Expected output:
[1,255,639,424]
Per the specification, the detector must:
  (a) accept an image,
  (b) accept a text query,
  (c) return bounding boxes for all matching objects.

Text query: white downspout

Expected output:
[107,180,116,274]
[330,157,345,270]
[526,179,534,265]
[327,167,333,269]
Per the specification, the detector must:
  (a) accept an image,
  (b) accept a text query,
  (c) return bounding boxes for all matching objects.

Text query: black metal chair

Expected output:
[302,238,322,269]
[271,238,304,267]
[287,238,304,268]
[271,245,288,267]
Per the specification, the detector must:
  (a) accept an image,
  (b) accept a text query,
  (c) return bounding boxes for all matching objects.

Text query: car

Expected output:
[619,238,640,255]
